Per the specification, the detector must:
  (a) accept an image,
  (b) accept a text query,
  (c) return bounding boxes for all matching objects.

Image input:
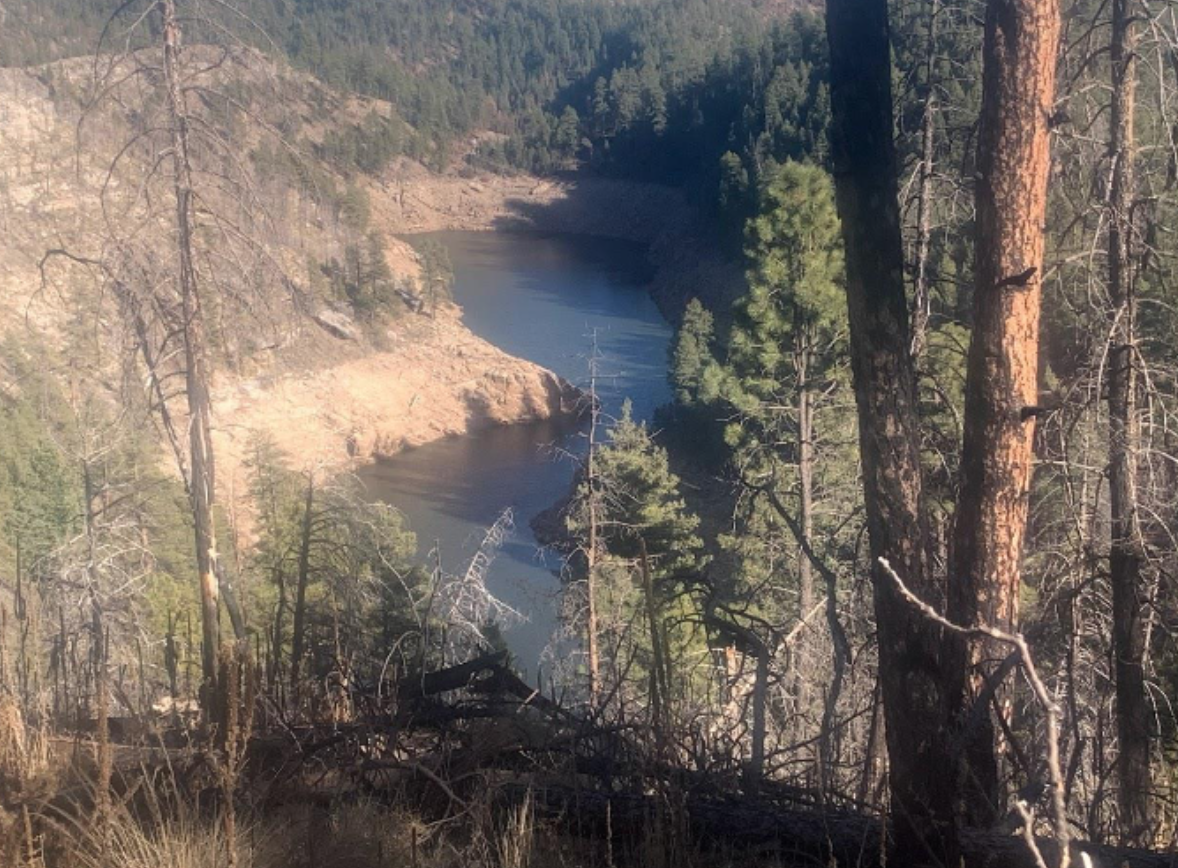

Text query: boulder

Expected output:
[313,308,359,341]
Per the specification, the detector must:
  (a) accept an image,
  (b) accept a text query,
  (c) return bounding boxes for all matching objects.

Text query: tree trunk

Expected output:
[823,0,959,859]
[704,609,770,788]
[797,331,814,667]
[1107,0,1151,844]
[271,566,287,694]
[289,474,315,706]
[947,0,1060,826]
[586,349,601,706]
[161,0,222,700]
[789,329,814,744]
[640,538,670,755]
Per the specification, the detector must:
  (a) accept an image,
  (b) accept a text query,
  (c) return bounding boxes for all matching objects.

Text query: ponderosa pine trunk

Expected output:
[823,0,959,859]
[1107,0,1151,844]
[947,0,1060,826]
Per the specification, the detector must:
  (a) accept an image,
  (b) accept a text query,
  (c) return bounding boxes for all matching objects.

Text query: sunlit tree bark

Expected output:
[947,0,1061,825]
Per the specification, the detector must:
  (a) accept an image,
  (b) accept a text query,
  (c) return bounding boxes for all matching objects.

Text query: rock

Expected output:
[313,308,360,341]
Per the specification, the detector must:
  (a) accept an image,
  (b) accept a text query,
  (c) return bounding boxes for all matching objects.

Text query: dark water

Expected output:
[357,232,672,672]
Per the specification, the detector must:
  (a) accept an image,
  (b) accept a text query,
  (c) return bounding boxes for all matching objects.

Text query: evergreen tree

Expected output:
[703,160,846,461]
[567,400,706,709]
[592,401,703,580]
[670,298,715,409]
[554,105,582,163]
[696,162,854,750]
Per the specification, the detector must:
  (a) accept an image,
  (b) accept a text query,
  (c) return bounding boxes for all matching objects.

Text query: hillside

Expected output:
[0,56,587,508]
[0,42,750,534]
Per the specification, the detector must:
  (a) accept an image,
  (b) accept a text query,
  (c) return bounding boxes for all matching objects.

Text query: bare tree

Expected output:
[585,337,602,704]
[1107,0,1152,843]
[64,0,293,707]
[909,0,941,360]
[429,509,523,665]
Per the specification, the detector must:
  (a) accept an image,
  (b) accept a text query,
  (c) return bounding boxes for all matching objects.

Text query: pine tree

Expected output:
[700,161,851,761]
[670,299,715,408]
[592,401,703,580]
[703,160,846,525]
[554,105,582,164]
[566,401,706,705]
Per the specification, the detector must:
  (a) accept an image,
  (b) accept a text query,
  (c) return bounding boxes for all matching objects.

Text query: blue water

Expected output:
[358,231,672,672]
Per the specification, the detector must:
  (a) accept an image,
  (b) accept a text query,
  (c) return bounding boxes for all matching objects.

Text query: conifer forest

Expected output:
[2,0,1178,866]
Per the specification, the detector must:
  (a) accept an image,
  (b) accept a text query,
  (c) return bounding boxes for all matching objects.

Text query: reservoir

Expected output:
[358,231,673,674]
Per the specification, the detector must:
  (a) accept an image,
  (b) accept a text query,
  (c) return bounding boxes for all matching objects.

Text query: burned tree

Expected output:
[67,0,294,706]
[1106,0,1151,843]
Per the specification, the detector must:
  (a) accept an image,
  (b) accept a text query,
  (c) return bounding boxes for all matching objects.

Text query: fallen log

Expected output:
[397,652,510,700]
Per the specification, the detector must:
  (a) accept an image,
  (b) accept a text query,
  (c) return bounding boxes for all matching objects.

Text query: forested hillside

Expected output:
[1,0,827,216]
[2,0,1178,867]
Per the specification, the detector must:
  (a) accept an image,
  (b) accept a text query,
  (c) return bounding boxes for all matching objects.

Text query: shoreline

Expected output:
[368,160,747,326]
[215,164,740,520]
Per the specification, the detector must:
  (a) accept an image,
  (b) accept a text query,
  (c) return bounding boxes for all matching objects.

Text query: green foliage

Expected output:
[5,1,830,223]
[338,182,372,233]
[704,161,845,422]
[565,400,707,697]
[321,232,407,319]
[243,434,424,686]
[580,400,703,582]
[415,239,454,313]
[688,162,855,620]
[319,110,412,175]
[743,162,845,340]
[670,299,715,409]
[0,337,81,574]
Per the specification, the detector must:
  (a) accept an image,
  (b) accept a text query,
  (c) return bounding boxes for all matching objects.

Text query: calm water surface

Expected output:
[358,232,672,672]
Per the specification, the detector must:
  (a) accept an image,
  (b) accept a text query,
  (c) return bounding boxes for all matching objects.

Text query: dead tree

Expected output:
[159,0,228,698]
[909,0,940,360]
[69,0,294,708]
[1106,0,1151,844]
[586,338,602,704]
[947,0,1061,825]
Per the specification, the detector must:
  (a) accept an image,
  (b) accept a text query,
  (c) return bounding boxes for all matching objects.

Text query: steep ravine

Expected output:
[234,158,747,486]
[0,63,585,506]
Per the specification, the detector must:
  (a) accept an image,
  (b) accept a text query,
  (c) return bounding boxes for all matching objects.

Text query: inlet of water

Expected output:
[358,231,672,674]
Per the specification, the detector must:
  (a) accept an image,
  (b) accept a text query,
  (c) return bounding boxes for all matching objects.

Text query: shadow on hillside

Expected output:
[484,174,748,326]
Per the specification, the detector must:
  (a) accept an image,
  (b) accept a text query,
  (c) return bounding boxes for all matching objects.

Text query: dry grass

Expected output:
[2,734,773,868]
[1,699,53,868]
[0,696,50,798]
[495,791,535,868]
[30,782,552,868]
[63,809,288,868]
